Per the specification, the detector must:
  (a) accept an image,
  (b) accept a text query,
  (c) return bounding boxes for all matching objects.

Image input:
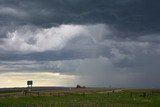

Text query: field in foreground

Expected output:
[0,88,160,107]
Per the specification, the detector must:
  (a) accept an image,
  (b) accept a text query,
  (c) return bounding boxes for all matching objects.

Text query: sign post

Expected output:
[27,80,33,91]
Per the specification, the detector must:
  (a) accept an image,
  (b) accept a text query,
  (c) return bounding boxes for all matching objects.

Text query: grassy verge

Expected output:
[0,89,160,107]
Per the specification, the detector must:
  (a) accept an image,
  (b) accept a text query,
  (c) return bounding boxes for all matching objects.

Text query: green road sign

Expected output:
[27,81,33,85]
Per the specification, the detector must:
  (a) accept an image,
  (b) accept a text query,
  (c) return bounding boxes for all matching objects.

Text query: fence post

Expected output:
[37,92,40,96]
[130,92,133,97]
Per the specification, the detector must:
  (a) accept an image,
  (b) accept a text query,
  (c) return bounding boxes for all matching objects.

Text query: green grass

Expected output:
[0,89,160,107]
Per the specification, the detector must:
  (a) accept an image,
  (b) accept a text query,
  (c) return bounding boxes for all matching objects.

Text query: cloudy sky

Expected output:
[0,0,160,88]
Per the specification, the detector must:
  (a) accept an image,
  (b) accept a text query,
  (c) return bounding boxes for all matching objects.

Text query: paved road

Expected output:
[0,92,23,97]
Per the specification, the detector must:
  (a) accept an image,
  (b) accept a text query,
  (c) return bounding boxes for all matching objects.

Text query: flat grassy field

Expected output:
[0,88,160,107]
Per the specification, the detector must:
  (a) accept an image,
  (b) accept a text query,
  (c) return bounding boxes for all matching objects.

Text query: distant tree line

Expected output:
[76,85,86,88]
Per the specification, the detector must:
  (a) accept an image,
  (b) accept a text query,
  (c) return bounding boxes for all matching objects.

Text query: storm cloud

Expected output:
[0,0,160,88]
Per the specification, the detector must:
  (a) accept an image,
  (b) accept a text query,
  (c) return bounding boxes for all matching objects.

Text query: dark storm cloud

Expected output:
[0,0,160,37]
[0,49,104,61]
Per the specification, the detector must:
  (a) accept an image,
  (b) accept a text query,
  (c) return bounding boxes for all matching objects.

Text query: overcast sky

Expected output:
[0,0,160,88]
